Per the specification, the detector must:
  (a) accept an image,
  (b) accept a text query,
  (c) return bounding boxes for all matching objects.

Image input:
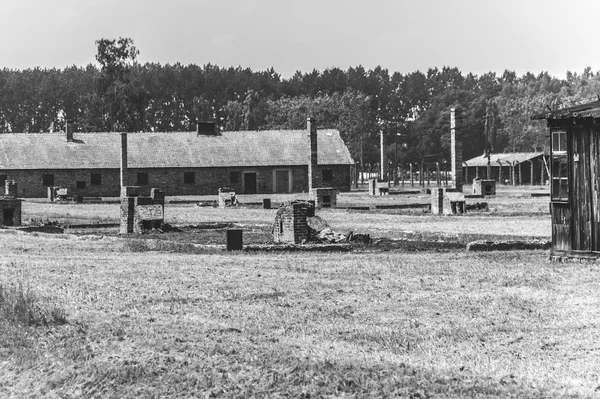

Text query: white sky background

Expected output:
[1,0,599,79]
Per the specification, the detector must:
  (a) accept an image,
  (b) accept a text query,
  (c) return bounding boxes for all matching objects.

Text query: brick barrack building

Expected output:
[0,121,353,198]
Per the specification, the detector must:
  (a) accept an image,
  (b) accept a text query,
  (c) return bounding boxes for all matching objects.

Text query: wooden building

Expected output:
[537,99,600,259]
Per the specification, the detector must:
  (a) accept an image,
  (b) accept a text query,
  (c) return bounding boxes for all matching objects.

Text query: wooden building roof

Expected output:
[0,129,354,170]
[532,99,600,121]
[463,152,544,167]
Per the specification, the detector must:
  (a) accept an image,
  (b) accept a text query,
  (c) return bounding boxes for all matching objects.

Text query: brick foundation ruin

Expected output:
[272,201,314,244]
[311,187,337,208]
[472,178,496,196]
[368,179,389,195]
[120,186,165,234]
[431,188,466,215]
[0,180,23,226]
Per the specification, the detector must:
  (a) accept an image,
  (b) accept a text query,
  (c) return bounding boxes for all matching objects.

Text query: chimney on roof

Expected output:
[307,117,319,193]
[197,121,217,136]
[66,119,74,142]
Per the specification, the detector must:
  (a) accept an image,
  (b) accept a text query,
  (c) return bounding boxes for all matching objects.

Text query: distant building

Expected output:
[0,121,353,198]
[463,152,548,185]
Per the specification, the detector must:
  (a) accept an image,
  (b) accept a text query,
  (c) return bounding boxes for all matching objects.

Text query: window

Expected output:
[0,175,6,187]
[230,171,241,183]
[552,130,567,153]
[76,181,86,189]
[551,130,568,201]
[137,172,148,186]
[322,169,333,182]
[91,173,102,186]
[184,172,195,184]
[42,174,54,187]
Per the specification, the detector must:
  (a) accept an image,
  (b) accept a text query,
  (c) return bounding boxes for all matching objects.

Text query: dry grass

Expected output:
[0,230,598,397]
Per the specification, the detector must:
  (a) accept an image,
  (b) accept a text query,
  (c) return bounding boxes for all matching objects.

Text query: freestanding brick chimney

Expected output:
[451,107,463,192]
[66,119,74,142]
[307,117,319,193]
[120,132,128,193]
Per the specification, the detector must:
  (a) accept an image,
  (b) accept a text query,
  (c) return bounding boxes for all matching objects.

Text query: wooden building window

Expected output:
[551,130,568,201]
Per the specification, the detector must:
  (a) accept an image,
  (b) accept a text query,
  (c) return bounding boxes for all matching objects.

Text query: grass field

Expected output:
[3,185,598,398]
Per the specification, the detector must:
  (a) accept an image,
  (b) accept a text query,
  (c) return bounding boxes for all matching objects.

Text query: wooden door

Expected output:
[275,170,289,193]
[571,128,593,251]
[591,129,600,251]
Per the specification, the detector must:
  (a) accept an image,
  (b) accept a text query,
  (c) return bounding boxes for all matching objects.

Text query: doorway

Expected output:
[274,170,291,193]
[244,172,257,194]
[3,208,14,226]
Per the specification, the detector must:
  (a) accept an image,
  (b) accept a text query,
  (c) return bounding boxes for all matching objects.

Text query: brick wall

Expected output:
[1,164,352,198]
[272,202,309,244]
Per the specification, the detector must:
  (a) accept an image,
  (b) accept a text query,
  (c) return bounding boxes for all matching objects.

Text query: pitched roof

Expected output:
[532,99,600,120]
[0,129,354,170]
[463,152,544,167]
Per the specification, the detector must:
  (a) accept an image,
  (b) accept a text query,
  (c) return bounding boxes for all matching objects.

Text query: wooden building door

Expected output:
[571,127,594,251]
[590,129,600,251]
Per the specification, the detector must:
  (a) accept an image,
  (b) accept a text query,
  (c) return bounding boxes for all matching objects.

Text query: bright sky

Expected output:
[1,0,599,79]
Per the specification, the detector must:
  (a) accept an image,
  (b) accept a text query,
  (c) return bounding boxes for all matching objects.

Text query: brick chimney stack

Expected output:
[66,119,74,142]
[307,117,319,193]
[120,133,128,194]
[451,107,463,192]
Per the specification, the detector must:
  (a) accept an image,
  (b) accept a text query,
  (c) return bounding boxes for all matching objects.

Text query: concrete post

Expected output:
[540,158,545,185]
[451,108,463,192]
[307,117,318,193]
[529,160,534,185]
[380,131,384,180]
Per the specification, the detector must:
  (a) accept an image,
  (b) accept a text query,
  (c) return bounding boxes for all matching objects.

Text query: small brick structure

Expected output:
[272,201,314,244]
[311,187,337,208]
[431,188,466,215]
[368,179,389,195]
[0,180,23,226]
[120,186,165,234]
[472,178,496,196]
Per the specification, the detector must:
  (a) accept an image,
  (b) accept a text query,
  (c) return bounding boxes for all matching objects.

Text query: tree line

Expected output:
[1,38,599,167]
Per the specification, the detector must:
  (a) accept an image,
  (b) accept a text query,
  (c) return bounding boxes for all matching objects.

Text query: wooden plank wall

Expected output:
[551,202,571,251]
[571,127,592,251]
